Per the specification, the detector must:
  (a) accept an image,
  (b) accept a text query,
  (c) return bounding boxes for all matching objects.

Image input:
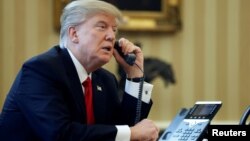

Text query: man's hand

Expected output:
[113,38,144,78]
[130,119,159,141]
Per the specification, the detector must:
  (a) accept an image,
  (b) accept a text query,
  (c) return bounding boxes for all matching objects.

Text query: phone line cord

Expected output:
[134,63,145,124]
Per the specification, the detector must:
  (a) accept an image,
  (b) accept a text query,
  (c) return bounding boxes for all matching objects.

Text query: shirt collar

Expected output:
[66,48,91,83]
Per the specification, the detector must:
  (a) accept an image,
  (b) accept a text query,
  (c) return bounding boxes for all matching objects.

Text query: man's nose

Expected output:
[105,29,115,41]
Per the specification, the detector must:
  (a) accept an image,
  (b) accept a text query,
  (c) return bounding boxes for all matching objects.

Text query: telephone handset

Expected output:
[159,101,222,141]
[114,41,136,66]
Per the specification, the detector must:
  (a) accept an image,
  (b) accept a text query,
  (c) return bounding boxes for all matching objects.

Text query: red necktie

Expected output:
[82,77,95,124]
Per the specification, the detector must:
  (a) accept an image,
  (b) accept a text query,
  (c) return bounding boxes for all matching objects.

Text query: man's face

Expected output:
[74,13,118,69]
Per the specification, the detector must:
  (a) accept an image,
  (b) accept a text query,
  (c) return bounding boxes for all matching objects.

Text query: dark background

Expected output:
[103,0,162,11]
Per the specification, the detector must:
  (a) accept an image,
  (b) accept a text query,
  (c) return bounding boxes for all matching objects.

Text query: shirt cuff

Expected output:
[115,125,131,141]
[125,79,153,103]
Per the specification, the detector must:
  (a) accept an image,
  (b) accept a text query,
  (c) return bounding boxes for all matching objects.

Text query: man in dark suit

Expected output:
[0,0,159,141]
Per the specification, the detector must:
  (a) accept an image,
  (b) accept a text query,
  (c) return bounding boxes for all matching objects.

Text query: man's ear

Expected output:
[69,27,79,43]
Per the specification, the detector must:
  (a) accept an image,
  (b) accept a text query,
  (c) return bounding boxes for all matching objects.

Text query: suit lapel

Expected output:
[60,48,86,121]
[91,72,107,122]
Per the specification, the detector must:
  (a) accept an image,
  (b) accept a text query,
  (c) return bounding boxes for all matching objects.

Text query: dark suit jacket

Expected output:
[0,46,152,141]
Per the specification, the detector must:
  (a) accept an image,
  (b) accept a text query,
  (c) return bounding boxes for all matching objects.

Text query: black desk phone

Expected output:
[159,101,222,141]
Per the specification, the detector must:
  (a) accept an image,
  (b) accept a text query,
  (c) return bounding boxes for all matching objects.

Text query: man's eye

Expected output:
[96,24,106,30]
[113,28,117,33]
[99,25,105,29]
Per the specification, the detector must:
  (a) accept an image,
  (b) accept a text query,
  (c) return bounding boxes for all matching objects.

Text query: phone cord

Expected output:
[134,75,145,124]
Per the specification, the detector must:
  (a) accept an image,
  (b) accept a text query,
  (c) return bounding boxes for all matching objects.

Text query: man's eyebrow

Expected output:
[95,20,107,25]
[98,20,105,23]
[96,20,117,27]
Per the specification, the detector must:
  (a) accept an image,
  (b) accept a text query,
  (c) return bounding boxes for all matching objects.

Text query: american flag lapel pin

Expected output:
[97,85,102,91]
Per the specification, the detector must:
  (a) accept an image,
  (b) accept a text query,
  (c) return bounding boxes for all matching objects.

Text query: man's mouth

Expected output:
[102,46,112,52]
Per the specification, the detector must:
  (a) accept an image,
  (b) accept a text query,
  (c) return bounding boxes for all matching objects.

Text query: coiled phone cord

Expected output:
[134,63,145,124]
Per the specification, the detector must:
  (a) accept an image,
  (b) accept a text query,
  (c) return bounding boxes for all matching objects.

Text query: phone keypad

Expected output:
[170,119,209,141]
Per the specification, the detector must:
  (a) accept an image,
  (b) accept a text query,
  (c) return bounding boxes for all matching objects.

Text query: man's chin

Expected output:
[100,57,111,65]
